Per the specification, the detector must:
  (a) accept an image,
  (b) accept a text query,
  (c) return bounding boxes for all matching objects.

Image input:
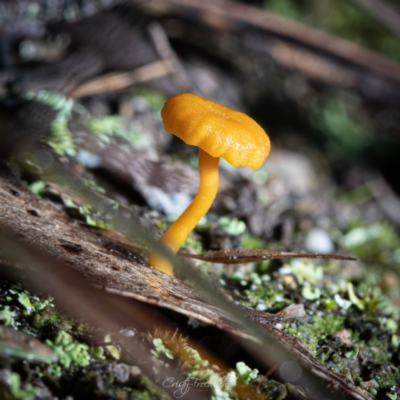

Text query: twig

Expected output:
[147,21,192,91]
[266,39,358,87]
[141,0,400,84]
[180,248,357,264]
[68,60,170,98]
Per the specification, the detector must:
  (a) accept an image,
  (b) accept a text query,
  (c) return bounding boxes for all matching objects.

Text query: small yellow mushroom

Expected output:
[148,93,271,275]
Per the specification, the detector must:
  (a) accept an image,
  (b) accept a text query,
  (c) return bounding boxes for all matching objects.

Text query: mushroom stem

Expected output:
[148,148,220,274]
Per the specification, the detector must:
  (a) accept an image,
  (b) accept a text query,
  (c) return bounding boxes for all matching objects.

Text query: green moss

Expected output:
[230,269,286,312]
[263,0,400,62]
[64,200,112,229]
[0,280,170,398]
[0,371,38,400]
[17,293,35,315]
[49,119,75,156]
[28,181,47,195]
[92,346,106,360]
[132,88,167,111]
[347,282,386,316]
[301,284,321,301]
[32,91,76,156]
[235,362,258,384]
[263,0,302,19]
[2,284,91,367]
[88,116,145,147]
[284,313,344,355]
[46,331,90,368]
[0,308,17,327]
[289,259,324,285]
[222,233,400,397]
[240,235,267,250]
[182,234,204,254]
[152,338,174,360]
[0,283,56,330]
[310,91,373,155]
[218,217,247,236]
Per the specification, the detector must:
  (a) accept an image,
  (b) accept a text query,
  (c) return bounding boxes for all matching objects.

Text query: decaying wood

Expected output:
[0,163,280,337]
[0,163,374,400]
[0,218,198,400]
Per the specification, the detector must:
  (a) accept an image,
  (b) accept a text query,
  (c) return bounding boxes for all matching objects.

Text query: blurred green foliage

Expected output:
[88,116,145,147]
[343,221,400,270]
[263,0,400,62]
[310,91,374,155]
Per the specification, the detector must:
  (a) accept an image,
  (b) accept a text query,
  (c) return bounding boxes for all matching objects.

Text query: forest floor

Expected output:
[1,1,400,399]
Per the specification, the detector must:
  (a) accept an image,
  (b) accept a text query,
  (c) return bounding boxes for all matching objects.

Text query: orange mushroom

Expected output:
[148,93,271,275]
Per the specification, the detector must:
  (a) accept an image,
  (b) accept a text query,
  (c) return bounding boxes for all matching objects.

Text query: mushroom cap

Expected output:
[161,93,271,169]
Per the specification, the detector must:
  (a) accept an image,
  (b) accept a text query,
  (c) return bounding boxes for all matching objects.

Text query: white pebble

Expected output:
[304,228,334,254]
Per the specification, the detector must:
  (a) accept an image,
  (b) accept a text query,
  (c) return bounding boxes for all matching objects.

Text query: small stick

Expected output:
[147,21,192,91]
[180,248,357,264]
[68,60,170,98]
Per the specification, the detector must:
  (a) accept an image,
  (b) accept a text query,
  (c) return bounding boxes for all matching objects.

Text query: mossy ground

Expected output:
[0,280,169,400]
[2,88,400,399]
[1,212,400,399]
